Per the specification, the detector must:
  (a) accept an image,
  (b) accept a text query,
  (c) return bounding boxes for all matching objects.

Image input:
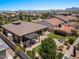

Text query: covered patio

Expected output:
[22,33,40,47]
[1,21,47,47]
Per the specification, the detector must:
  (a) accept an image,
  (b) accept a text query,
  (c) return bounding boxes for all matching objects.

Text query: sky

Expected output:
[0,0,79,11]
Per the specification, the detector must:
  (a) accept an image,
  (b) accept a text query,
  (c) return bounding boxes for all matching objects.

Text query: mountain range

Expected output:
[66,7,79,10]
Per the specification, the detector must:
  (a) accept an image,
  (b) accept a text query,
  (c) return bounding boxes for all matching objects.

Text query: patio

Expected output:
[25,34,48,51]
[22,33,40,47]
[1,21,48,51]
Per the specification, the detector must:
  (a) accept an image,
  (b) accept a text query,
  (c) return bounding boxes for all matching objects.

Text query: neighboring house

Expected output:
[58,25,74,34]
[1,21,47,47]
[67,22,79,30]
[54,15,77,23]
[72,14,79,18]
[38,18,64,31]
[0,38,9,59]
[55,12,71,16]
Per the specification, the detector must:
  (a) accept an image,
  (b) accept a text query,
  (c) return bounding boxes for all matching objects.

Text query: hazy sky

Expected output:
[0,0,79,11]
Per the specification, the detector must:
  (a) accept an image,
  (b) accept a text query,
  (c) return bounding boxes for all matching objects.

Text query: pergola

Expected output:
[23,33,40,47]
[1,21,47,45]
[24,33,40,40]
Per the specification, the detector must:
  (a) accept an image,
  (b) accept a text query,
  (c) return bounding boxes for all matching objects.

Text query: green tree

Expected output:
[19,12,24,21]
[41,12,49,19]
[39,37,57,59]
[68,36,76,45]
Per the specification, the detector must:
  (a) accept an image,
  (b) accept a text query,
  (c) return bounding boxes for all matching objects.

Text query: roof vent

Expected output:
[12,21,21,25]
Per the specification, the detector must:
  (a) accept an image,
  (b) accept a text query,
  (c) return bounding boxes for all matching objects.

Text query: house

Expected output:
[1,21,47,47]
[38,18,75,35]
[67,22,79,29]
[72,14,79,18]
[38,18,64,31]
[58,25,74,35]
[0,38,9,59]
[55,12,71,16]
[54,15,77,22]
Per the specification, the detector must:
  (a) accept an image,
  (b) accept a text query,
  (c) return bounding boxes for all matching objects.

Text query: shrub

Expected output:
[16,43,26,52]
[26,50,33,58]
[57,53,64,59]
[68,36,76,45]
[14,47,20,58]
[15,47,21,54]
[26,50,36,59]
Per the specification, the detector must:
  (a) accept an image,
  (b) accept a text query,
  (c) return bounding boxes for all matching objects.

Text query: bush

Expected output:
[16,43,26,52]
[14,47,21,58]
[57,53,63,59]
[15,47,20,54]
[68,36,76,45]
[26,50,37,59]
[26,50,33,58]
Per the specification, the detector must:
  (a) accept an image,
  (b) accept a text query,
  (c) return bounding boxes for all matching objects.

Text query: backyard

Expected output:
[26,32,77,59]
[26,33,65,59]
[13,32,77,59]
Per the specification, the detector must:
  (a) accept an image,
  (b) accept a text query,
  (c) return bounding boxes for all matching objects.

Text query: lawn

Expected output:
[47,33,65,40]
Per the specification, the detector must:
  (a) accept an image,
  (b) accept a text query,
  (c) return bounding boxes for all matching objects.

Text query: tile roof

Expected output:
[66,16,77,20]
[47,18,64,25]
[2,21,47,36]
[55,15,77,21]
[67,22,79,27]
[59,25,74,33]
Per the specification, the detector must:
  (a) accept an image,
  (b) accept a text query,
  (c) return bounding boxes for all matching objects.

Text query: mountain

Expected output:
[66,7,79,11]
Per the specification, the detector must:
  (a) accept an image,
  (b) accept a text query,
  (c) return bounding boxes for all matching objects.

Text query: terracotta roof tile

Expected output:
[55,15,77,21]
[59,25,74,33]
[47,18,64,25]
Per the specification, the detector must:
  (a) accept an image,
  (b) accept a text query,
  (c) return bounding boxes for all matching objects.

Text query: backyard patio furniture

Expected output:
[23,40,31,47]
[30,39,37,45]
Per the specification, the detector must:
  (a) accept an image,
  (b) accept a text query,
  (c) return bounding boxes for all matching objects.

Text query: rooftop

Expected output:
[47,18,64,25]
[55,15,77,21]
[0,38,9,51]
[59,25,74,33]
[2,21,47,36]
[67,22,79,27]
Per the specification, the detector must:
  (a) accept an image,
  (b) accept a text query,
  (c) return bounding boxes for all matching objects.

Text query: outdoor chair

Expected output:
[23,40,31,47]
